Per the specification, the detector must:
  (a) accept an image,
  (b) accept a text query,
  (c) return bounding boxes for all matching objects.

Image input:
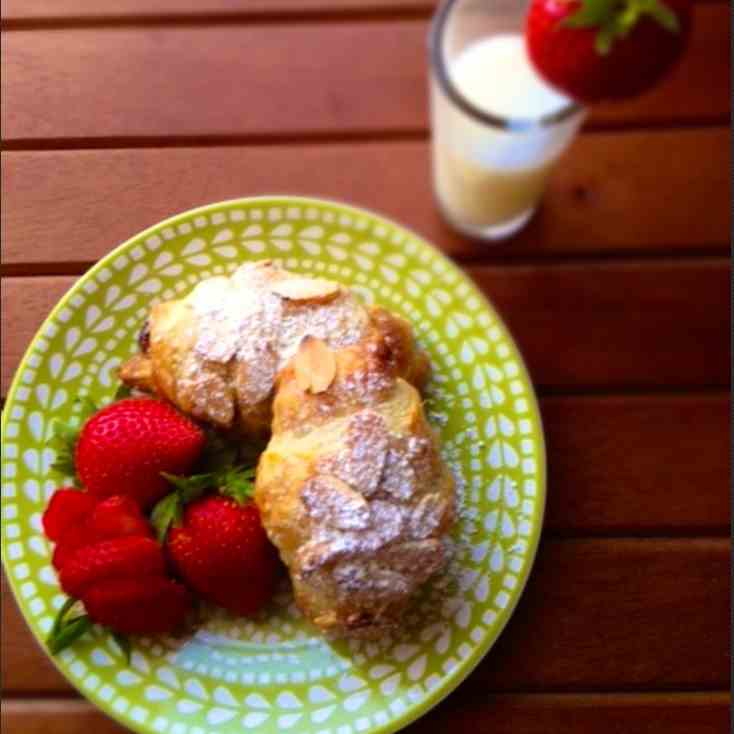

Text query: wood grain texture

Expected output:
[472,259,730,390]
[1,0,434,22]
[473,538,729,692]
[3,539,728,693]
[1,0,721,22]
[2,128,729,268]
[2,5,728,143]
[542,394,729,534]
[2,261,729,395]
[2,693,730,734]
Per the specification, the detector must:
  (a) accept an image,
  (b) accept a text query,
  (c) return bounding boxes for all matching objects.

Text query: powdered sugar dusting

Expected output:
[301,476,370,530]
[319,410,389,497]
[381,435,432,502]
[340,368,393,403]
[184,262,369,422]
[276,297,366,366]
[332,563,409,596]
[294,407,454,610]
[408,494,447,539]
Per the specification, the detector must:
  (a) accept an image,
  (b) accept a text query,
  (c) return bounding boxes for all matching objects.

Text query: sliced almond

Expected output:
[294,336,336,393]
[270,276,341,303]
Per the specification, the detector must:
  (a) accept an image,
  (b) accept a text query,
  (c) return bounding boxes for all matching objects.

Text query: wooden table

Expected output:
[1,1,730,732]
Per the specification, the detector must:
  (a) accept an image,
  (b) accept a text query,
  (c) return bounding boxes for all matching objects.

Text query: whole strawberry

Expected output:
[167,495,279,616]
[526,0,692,103]
[75,399,205,509]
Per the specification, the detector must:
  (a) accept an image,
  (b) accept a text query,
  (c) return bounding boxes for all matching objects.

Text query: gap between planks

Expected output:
[3,253,731,278]
[0,692,729,734]
[1,116,730,152]
[1,0,725,28]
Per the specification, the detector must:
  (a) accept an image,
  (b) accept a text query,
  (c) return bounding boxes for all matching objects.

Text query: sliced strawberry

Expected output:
[52,526,97,571]
[82,576,192,634]
[86,495,152,540]
[59,536,165,598]
[51,495,153,571]
[42,489,97,542]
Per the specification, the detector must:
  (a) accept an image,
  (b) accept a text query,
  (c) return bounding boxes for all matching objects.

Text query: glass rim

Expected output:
[429,0,584,132]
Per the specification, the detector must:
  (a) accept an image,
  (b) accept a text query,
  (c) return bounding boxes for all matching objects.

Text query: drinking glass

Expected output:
[429,0,587,241]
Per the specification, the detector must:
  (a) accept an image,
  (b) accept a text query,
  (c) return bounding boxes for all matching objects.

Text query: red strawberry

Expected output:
[167,496,279,616]
[51,494,153,571]
[42,489,97,542]
[525,0,692,103]
[60,536,165,598]
[82,576,192,634]
[86,495,152,540]
[52,528,97,572]
[75,399,205,508]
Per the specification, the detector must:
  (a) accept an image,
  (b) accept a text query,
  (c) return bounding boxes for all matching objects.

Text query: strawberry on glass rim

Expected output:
[525,0,693,103]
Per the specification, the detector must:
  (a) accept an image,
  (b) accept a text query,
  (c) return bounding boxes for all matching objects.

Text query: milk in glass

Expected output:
[431,34,585,238]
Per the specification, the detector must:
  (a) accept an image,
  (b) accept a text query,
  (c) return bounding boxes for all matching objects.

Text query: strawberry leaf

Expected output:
[161,472,217,504]
[151,490,184,543]
[563,0,680,55]
[49,597,77,637]
[595,24,617,54]
[155,426,260,542]
[113,383,133,401]
[48,616,92,654]
[112,631,132,664]
[48,396,99,483]
[48,420,81,481]
[154,463,257,540]
[218,466,257,506]
[642,0,679,32]
[562,0,615,28]
[47,597,92,654]
[77,395,99,422]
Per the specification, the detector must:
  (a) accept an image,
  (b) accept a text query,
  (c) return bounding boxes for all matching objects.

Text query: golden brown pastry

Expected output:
[256,335,455,638]
[120,261,454,637]
[120,261,428,439]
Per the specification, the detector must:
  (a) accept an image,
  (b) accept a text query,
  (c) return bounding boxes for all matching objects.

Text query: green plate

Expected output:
[1,197,545,734]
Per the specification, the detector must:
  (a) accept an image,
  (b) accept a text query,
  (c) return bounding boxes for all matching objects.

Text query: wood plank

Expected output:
[478,539,730,692]
[3,539,728,693]
[472,259,730,390]
[407,692,732,733]
[542,394,729,534]
[2,5,728,142]
[2,129,729,268]
[1,0,433,22]
[1,0,721,22]
[2,261,729,395]
[1,693,730,734]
